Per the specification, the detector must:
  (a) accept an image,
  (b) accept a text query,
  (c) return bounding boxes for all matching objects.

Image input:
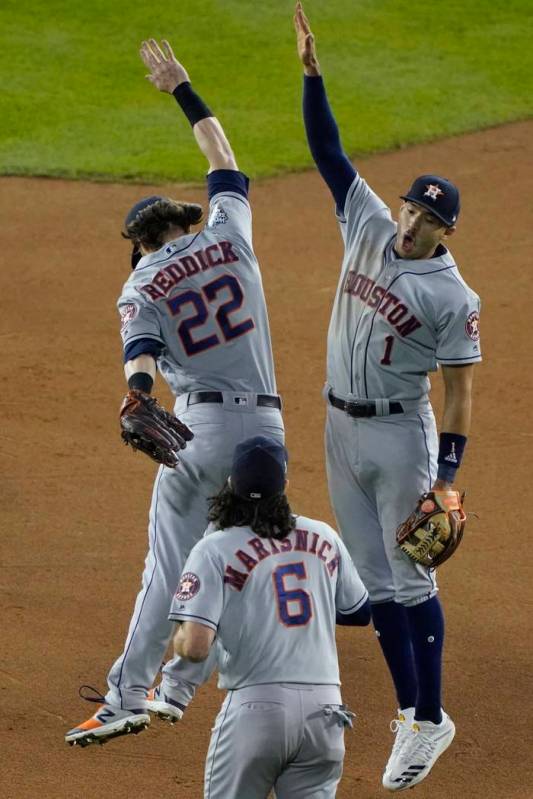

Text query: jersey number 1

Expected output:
[273,563,312,627]
[380,335,395,366]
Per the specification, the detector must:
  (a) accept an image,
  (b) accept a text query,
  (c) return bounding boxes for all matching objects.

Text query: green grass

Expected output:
[1,0,532,182]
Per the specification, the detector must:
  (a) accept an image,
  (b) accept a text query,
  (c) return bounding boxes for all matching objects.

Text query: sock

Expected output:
[371,601,417,710]
[405,595,445,724]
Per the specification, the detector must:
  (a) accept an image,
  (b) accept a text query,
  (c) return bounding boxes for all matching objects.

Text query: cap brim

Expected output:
[400,195,455,227]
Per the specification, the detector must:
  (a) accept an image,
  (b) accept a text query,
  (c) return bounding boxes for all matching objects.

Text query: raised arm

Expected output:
[140,39,238,173]
[294,2,356,211]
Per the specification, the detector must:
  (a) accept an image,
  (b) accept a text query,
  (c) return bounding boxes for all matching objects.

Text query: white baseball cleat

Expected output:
[65,704,150,747]
[383,711,455,791]
[382,707,415,783]
[146,685,184,723]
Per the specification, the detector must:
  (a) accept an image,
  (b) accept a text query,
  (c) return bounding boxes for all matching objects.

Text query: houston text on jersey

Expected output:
[344,270,422,337]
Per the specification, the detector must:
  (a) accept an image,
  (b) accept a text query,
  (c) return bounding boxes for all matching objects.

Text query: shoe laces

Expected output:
[399,723,438,764]
[78,684,106,704]
[388,713,410,758]
[389,712,406,734]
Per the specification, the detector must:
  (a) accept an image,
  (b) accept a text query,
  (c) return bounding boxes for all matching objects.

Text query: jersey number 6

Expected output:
[167,274,255,356]
[273,562,313,627]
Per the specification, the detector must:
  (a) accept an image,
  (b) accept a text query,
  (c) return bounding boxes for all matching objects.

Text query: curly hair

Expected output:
[207,483,296,540]
[122,199,203,252]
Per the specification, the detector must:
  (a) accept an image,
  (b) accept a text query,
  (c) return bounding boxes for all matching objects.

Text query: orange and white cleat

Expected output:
[65,686,150,747]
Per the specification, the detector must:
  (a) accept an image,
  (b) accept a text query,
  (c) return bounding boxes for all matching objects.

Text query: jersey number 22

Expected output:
[167,274,254,356]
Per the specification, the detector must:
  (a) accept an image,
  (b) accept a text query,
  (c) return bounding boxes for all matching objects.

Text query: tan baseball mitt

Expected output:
[396,490,466,569]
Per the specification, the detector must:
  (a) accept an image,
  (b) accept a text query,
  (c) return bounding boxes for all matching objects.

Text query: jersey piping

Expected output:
[416,413,432,494]
[437,354,480,362]
[361,263,456,397]
[116,467,164,707]
[124,331,165,345]
[206,692,235,798]
[134,232,203,272]
[337,590,369,614]
[169,611,218,630]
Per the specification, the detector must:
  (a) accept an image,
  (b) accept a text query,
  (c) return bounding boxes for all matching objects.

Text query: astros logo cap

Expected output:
[231,436,288,501]
[400,174,460,227]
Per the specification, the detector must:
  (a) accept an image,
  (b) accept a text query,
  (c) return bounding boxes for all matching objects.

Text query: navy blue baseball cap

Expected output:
[124,195,164,228]
[231,436,288,501]
[400,175,460,227]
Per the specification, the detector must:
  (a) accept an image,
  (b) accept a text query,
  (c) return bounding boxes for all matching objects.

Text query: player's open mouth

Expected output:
[402,233,415,253]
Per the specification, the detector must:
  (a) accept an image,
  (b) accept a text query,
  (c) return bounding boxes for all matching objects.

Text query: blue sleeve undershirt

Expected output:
[207,170,249,201]
[124,338,163,364]
[303,75,357,213]
[336,597,371,627]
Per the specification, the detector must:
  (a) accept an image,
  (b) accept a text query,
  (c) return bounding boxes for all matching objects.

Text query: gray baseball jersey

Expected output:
[325,173,481,604]
[169,514,368,689]
[327,174,482,400]
[105,174,285,714]
[118,189,276,395]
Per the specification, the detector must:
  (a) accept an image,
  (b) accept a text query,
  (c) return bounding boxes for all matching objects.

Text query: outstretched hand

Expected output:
[140,39,190,94]
[294,1,320,76]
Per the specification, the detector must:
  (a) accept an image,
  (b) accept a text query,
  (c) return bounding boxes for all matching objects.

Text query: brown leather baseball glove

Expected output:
[120,389,194,468]
[396,490,466,569]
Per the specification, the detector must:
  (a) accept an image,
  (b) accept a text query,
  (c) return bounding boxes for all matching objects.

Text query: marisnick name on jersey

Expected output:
[224,529,340,592]
[139,240,239,301]
[344,270,422,338]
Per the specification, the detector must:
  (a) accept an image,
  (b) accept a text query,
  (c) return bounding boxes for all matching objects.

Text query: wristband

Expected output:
[128,372,154,394]
[173,82,213,126]
[437,432,467,483]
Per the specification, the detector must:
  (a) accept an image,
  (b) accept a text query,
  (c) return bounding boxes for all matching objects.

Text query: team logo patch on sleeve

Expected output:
[465,311,480,341]
[208,204,228,228]
[120,302,139,331]
[176,572,201,601]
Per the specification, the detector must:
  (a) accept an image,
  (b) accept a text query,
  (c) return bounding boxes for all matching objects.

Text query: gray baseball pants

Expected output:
[204,683,350,799]
[325,402,438,606]
[105,393,284,710]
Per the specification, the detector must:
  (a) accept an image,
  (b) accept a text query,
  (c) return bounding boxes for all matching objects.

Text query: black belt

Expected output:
[187,391,281,410]
[328,390,403,418]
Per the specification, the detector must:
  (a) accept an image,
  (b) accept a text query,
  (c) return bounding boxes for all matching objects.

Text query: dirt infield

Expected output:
[2,119,532,799]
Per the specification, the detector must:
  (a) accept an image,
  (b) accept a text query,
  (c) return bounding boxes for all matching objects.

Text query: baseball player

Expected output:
[65,40,285,747]
[170,435,371,798]
[294,3,481,792]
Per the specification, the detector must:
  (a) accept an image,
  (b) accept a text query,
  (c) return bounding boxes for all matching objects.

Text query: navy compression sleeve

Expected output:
[303,75,356,212]
[124,338,163,364]
[336,598,371,627]
[207,170,249,201]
